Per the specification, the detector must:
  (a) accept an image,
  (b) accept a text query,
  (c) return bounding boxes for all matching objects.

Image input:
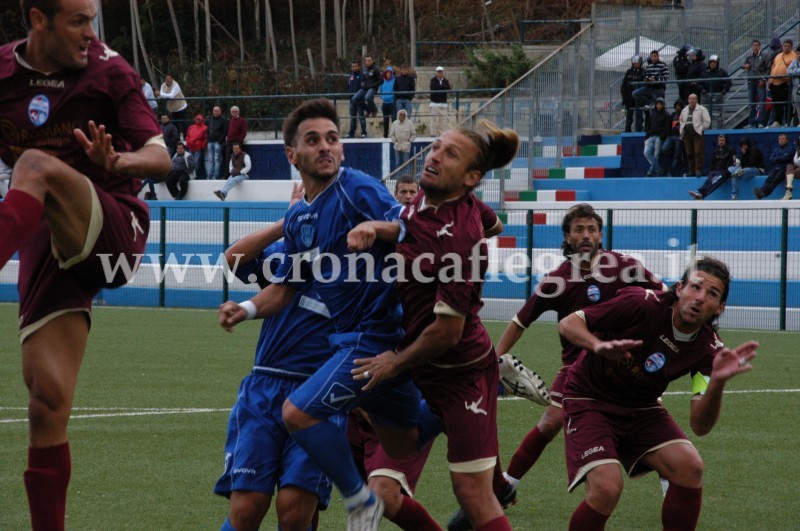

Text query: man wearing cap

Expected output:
[643,98,671,176]
[621,56,646,132]
[429,66,451,136]
[701,55,731,129]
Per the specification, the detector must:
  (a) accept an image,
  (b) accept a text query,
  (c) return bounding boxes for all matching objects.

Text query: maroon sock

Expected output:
[0,190,44,268]
[475,515,512,531]
[492,457,509,498]
[569,500,610,531]
[24,442,71,531]
[506,427,553,480]
[662,484,702,531]
[389,495,441,531]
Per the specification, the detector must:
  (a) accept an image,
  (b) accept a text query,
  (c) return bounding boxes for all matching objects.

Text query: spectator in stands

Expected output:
[768,37,783,65]
[223,106,248,179]
[685,48,707,102]
[157,74,188,136]
[781,137,800,200]
[140,77,158,115]
[166,142,194,200]
[352,54,382,118]
[185,114,208,180]
[661,99,686,176]
[621,55,646,132]
[161,114,179,157]
[207,106,228,180]
[379,66,397,138]
[729,138,765,200]
[389,109,416,171]
[680,93,710,177]
[753,133,795,199]
[643,98,671,176]
[743,39,770,128]
[673,44,693,103]
[214,142,251,201]
[688,134,736,200]
[394,65,416,120]
[767,39,797,127]
[393,174,419,206]
[347,60,368,138]
[632,50,669,111]
[429,66,451,136]
[787,44,800,127]
[701,55,731,129]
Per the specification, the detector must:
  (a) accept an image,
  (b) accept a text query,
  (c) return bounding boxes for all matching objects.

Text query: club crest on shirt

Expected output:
[644,352,666,373]
[586,284,601,302]
[28,95,49,127]
[300,223,315,247]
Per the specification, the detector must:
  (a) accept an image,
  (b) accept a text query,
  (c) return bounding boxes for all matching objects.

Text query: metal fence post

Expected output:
[526,210,534,299]
[780,207,788,330]
[223,207,230,304]
[159,207,166,308]
[606,208,613,251]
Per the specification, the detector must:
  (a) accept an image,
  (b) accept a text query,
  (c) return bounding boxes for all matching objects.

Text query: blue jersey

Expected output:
[234,241,333,378]
[276,167,403,337]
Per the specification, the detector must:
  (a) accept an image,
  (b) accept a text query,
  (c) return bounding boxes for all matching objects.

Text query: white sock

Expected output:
[503,471,521,487]
[344,485,372,511]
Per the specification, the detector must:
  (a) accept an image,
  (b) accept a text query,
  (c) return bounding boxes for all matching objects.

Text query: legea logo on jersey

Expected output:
[28,95,49,127]
[586,284,601,302]
[644,352,666,373]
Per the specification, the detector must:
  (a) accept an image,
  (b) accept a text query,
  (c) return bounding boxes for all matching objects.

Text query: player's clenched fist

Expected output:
[218,301,248,332]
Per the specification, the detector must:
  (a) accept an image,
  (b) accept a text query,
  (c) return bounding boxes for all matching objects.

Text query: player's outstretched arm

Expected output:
[224,220,284,268]
[495,320,525,356]
[690,340,758,436]
[74,120,170,177]
[218,283,296,331]
[558,312,642,361]
[347,220,402,251]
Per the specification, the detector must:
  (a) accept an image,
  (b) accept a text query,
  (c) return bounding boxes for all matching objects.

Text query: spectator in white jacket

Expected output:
[679,93,711,177]
[389,109,416,170]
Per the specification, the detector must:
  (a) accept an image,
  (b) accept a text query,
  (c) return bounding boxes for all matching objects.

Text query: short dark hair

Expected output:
[752,39,761,45]
[21,0,60,29]
[283,98,340,147]
[650,50,659,55]
[680,256,731,304]
[176,142,185,149]
[784,39,794,46]
[394,174,418,192]
[560,203,603,255]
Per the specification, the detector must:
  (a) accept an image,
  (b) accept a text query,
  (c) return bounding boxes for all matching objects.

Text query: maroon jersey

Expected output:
[515,251,663,364]
[565,286,723,408]
[0,39,162,195]
[476,199,500,234]
[396,191,492,367]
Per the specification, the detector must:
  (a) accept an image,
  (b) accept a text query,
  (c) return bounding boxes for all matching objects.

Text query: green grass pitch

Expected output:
[0,303,798,529]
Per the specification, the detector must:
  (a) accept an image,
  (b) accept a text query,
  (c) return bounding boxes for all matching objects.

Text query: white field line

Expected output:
[1,388,798,422]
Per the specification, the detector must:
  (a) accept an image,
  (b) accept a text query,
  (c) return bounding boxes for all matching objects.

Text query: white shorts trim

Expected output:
[448,456,496,474]
[52,177,103,270]
[19,308,91,344]
[368,468,414,497]
[567,458,622,492]
[629,439,695,479]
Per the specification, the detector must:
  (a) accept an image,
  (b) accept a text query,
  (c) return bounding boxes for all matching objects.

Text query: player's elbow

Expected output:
[689,417,713,436]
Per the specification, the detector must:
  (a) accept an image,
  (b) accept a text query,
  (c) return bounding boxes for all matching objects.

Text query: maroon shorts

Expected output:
[413,349,499,472]
[347,410,433,496]
[18,184,149,340]
[562,398,690,491]
[547,365,571,407]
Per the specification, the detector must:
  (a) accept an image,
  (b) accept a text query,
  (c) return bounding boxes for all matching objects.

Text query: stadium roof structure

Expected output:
[595,36,679,72]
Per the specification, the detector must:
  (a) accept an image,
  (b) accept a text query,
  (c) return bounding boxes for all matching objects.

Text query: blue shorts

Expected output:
[213,372,344,507]
[288,331,421,429]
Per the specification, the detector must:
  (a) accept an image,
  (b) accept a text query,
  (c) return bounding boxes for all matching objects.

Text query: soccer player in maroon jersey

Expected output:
[497,204,664,492]
[0,2,169,529]
[558,256,757,530]
[349,121,519,531]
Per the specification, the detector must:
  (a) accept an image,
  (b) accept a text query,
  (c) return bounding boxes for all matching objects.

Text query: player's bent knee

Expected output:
[12,149,57,182]
[230,497,268,531]
[281,400,317,432]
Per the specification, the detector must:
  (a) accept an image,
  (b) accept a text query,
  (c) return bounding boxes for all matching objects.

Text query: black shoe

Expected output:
[446,483,517,531]
[360,132,367,138]
[753,187,765,200]
[214,190,226,201]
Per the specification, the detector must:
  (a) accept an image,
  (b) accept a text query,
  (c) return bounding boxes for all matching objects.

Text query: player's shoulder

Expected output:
[614,285,672,307]
[86,40,137,78]
[0,40,23,80]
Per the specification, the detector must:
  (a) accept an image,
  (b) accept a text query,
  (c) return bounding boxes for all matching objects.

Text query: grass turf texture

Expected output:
[0,303,798,529]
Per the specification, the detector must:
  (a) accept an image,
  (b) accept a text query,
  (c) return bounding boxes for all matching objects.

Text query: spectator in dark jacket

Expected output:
[689,134,737,199]
[754,133,796,198]
[347,60,367,137]
[394,65,417,120]
[621,55,646,132]
[686,48,708,102]
[160,114,179,157]
[352,54,382,117]
[701,55,732,129]
[660,99,686,176]
[643,98,671,175]
[674,44,693,103]
[730,138,765,199]
[207,106,228,180]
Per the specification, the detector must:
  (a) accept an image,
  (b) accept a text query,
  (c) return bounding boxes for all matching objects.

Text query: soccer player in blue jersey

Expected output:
[219,99,429,531]
[216,219,343,531]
